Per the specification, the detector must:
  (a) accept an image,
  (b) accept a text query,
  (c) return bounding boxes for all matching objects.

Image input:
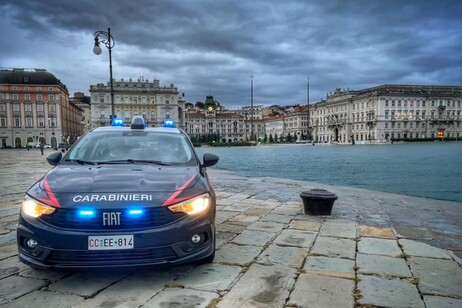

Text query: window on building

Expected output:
[13,104,20,112]
[37,104,43,112]
[38,117,44,127]
[398,100,401,107]
[25,94,30,100]
[48,87,53,91]
[385,110,389,119]
[49,94,55,101]
[0,104,5,112]
[37,94,42,101]
[25,104,32,112]
[385,123,388,128]
[49,104,55,112]
[14,118,20,127]
[12,94,19,100]
[26,117,33,128]
[432,101,435,107]
[0,118,6,127]
[99,95,104,103]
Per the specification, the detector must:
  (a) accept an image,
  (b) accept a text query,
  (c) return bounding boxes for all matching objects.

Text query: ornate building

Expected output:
[89,77,186,128]
[0,68,83,148]
[185,96,247,142]
[311,85,462,143]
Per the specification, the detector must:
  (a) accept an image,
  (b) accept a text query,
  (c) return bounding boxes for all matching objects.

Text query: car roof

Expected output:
[92,127,183,134]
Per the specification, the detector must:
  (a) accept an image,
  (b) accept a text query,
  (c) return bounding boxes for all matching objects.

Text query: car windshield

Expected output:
[64,130,195,166]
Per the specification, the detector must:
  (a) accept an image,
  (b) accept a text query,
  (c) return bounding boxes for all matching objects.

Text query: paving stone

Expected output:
[0,243,17,260]
[143,288,219,308]
[5,290,84,308]
[229,214,261,223]
[399,239,452,259]
[257,244,308,268]
[0,275,48,302]
[303,256,355,279]
[409,256,462,298]
[289,219,321,232]
[359,225,395,238]
[289,273,354,308]
[215,243,262,266]
[242,207,272,216]
[358,274,425,308]
[19,268,72,281]
[217,221,250,233]
[319,220,357,238]
[358,237,402,257]
[231,230,275,246]
[218,264,296,308]
[310,236,356,259]
[215,210,238,224]
[216,231,236,248]
[0,231,16,246]
[48,271,130,297]
[0,256,29,279]
[424,295,462,308]
[176,263,241,292]
[72,271,171,307]
[274,229,317,248]
[270,205,302,216]
[222,203,254,212]
[357,253,411,277]
[247,221,285,233]
[260,213,293,224]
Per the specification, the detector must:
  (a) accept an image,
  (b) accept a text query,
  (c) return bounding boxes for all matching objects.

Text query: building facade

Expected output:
[89,77,186,129]
[0,68,82,148]
[185,96,247,142]
[311,85,462,143]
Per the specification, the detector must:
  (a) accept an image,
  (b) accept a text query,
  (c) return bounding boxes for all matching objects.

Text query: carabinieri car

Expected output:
[17,116,219,269]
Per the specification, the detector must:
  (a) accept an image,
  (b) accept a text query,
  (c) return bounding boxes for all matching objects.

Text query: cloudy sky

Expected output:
[1,0,461,108]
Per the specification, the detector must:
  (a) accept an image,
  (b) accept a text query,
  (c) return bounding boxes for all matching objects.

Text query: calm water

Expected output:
[196,142,462,203]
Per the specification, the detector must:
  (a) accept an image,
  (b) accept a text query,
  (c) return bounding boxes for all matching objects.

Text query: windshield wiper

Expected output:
[97,159,171,166]
[65,159,97,165]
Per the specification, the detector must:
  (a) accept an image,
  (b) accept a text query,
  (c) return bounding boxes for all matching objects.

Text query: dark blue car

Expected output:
[17,116,219,269]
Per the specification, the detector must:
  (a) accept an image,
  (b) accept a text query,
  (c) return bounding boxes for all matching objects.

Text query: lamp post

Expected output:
[93,28,115,122]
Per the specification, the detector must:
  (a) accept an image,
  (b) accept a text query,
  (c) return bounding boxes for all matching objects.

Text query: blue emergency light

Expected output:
[111,117,125,127]
[163,118,175,128]
[78,209,95,217]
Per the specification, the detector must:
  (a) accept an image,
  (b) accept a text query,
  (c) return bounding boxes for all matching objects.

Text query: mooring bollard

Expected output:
[300,189,338,215]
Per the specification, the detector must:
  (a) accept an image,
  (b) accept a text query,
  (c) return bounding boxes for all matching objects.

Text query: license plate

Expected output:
[88,235,134,250]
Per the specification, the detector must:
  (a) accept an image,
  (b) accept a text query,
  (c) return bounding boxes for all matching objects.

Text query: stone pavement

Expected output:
[1,148,461,307]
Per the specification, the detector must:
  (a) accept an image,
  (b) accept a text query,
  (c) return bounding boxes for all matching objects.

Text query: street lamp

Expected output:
[93,28,115,122]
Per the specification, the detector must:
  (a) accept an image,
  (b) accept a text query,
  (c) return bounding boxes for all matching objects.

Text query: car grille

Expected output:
[39,207,185,230]
[46,246,177,265]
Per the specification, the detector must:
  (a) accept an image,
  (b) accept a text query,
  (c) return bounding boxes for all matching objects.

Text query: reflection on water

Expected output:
[196,142,462,202]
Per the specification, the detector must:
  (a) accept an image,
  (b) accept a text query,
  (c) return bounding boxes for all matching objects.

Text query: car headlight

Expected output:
[22,196,56,218]
[167,193,211,215]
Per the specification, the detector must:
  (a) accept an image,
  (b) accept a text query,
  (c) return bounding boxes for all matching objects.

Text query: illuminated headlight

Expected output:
[168,193,211,215]
[22,196,56,218]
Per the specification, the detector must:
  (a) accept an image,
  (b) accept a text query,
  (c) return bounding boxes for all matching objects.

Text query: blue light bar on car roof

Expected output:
[163,118,175,128]
[111,117,125,127]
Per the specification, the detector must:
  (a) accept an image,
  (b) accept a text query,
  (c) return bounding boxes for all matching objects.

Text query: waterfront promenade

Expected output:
[0,148,461,307]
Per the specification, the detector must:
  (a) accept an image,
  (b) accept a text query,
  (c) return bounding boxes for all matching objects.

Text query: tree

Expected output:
[287,132,292,143]
[264,134,268,143]
[274,133,278,143]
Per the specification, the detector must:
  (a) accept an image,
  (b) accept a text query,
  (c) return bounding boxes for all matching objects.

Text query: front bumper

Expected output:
[17,213,215,269]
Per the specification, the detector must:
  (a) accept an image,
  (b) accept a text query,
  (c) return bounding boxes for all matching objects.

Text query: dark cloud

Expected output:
[1,0,461,107]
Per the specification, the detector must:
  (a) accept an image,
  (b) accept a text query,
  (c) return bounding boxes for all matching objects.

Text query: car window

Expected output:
[66,130,195,165]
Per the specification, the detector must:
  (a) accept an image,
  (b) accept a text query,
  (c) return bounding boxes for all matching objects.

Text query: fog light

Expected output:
[191,234,201,244]
[26,239,38,249]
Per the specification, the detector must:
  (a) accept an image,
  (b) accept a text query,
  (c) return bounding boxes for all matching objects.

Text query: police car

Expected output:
[17,116,219,269]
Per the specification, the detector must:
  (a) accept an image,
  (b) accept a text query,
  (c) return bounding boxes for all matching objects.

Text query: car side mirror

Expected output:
[46,151,63,166]
[202,153,219,168]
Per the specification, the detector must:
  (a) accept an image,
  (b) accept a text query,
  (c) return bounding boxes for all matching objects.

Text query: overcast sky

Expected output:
[1,0,461,108]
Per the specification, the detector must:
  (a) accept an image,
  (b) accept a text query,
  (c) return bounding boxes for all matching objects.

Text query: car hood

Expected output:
[29,165,208,209]
[40,165,200,194]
